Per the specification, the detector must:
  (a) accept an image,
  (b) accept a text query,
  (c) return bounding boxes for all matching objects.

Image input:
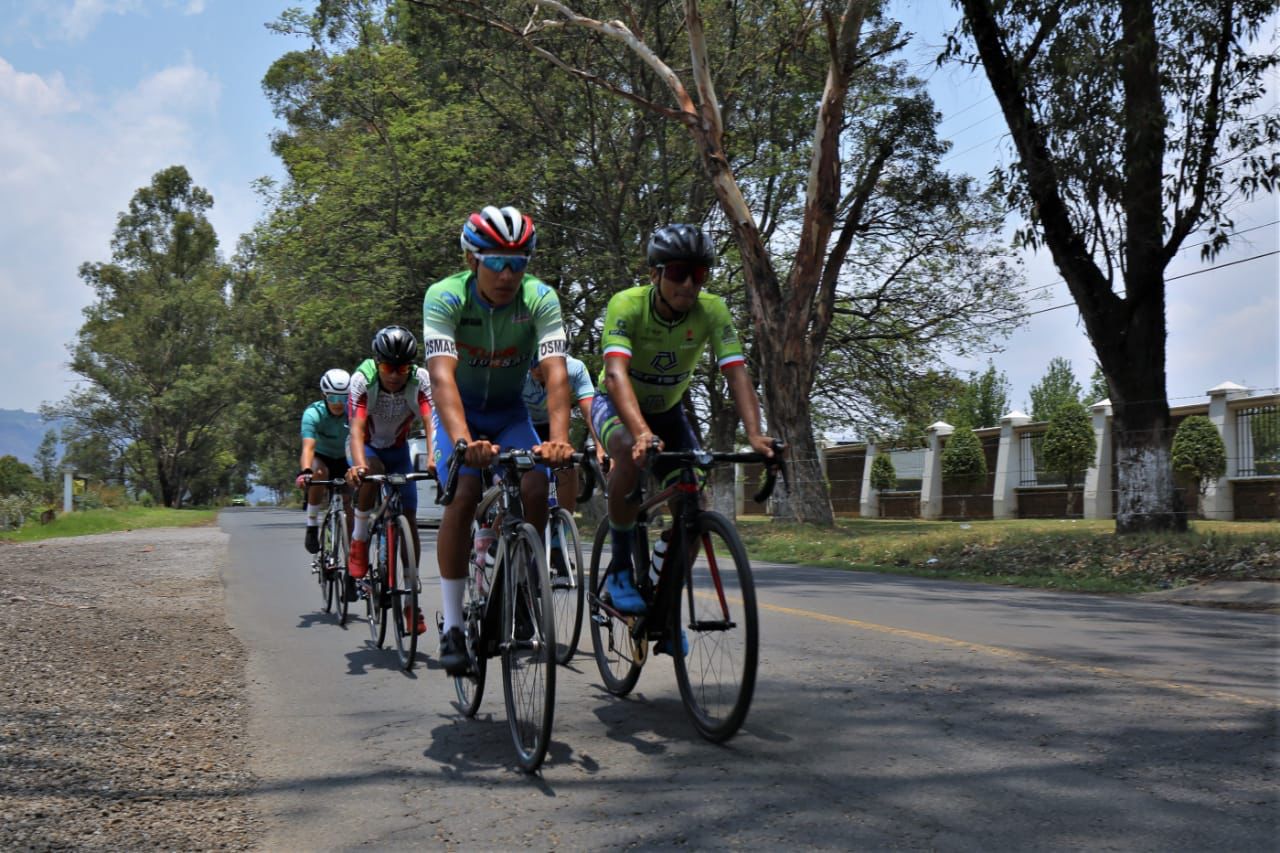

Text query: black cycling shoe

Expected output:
[439,626,469,676]
[304,526,320,554]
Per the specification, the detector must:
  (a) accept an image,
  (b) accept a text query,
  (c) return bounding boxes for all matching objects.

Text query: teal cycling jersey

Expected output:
[422,270,568,410]
[600,285,746,413]
[300,400,349,459]
[521,355,595,424]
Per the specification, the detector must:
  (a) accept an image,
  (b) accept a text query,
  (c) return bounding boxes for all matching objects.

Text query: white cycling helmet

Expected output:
[319,368,351,396]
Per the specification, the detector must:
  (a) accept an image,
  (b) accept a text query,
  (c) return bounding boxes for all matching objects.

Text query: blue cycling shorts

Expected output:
[432,406,544,482]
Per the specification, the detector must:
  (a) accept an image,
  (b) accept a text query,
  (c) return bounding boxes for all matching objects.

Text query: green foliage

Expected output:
[1171,415,1227,495]
[49,166,250,508]
[941,428,987,487]
[0,456,41,497]
[1041,401,1096,489]
[0,492,44,530]
[1028,357,1083,421]
[1086,363,1109,405]
[945,361,1011,429]
[869,453,897,493]
[0,506,216,542]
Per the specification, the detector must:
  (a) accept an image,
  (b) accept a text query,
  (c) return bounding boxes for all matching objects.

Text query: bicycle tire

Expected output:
[671,511,758,743]
[548,506,584,665]
[333,514,351,626]
[501,523,556,773]
[318,517,336,614]
[366,527,389,648]
[587,518,643,696]
[389,514,420,670]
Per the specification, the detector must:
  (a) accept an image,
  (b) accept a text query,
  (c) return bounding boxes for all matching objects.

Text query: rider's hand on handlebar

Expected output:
[295,469,312,490]
[463,439,499,469]
[748,434,778,458]
[345,465,367,487]
[535,439,574,467]
[631,431,662,464]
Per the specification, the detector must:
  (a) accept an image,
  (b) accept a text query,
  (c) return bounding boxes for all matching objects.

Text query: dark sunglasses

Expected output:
[477,254,531,274]
[661,262,710,286]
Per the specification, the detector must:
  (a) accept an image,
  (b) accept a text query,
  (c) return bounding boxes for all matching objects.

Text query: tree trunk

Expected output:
[705,391,738,519]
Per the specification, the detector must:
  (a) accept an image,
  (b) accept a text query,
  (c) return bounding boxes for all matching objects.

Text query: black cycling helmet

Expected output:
[646,224,716,267]
[371,325,418,365]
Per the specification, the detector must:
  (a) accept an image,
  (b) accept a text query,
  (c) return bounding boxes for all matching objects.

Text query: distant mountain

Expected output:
[0,409,63,467]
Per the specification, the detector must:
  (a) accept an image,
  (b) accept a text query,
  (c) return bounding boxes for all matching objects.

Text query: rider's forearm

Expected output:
[604,363,650,439]
[299,439,316,472]
[428,362,470,445]
[545,368,571,445]
[726,365,765,440]
[349,419,368,469]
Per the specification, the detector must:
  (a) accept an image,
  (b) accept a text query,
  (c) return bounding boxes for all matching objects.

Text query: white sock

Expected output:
[306,503,322,525]
[441,577,467,632]
[353,508,372,541]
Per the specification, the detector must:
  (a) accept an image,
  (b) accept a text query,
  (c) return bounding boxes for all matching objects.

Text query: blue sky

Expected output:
[1,1,1276,423]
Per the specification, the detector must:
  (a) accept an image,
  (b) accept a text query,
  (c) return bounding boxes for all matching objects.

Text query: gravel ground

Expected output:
[0,527,259,851]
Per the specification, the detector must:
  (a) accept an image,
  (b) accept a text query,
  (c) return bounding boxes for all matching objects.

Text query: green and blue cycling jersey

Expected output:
[300,400,349,459]
[422,270,568,411]
[599,284,746,413]
[522,355,595,425]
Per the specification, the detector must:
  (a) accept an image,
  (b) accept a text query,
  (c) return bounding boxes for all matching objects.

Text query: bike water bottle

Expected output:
[650,530,670,582]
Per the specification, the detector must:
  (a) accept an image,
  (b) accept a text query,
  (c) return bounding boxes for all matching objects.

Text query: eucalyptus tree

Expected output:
[951,0,1278,532]
[406,0,1028,523]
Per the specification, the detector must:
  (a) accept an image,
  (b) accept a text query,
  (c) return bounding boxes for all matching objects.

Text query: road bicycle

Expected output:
[588,441,786,742]
[308,477,351,625]
[439,439,580,772]
[359,470,435,671]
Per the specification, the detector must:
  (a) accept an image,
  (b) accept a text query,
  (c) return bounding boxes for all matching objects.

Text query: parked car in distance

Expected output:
[408,431,443,527]
[230,496,247,507]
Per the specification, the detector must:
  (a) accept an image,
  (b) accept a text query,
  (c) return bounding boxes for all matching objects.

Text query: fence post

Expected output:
[859,439,880,519]
[62,466,75,514]
[1083,400,1113,519]
[920,421,953,519]
[992,410,1030,519]
[1203,380,1249,520]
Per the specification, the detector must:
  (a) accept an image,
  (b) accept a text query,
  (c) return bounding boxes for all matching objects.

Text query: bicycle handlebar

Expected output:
[626,439,789,505]
[305,478,347,488]
[438,438,584,507]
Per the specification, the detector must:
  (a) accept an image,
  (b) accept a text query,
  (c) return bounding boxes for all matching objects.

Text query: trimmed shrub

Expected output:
[1042,401,1096,515]
[941,428,987,490]
[869,453,897,493]
[1172,415,1227,516]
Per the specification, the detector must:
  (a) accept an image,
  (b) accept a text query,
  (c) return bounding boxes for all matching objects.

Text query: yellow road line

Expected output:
[758,600,1278,710]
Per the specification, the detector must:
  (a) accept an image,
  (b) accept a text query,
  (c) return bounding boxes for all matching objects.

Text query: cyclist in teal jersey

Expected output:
[298,368,352,554]
[592,224,777,615]
[522,354,599,514]
[423,205,575,675]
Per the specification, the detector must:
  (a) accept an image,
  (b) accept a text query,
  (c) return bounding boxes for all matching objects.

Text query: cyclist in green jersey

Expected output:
[298,368,352,554]
[423,205,575,675]
[592,224,777,615]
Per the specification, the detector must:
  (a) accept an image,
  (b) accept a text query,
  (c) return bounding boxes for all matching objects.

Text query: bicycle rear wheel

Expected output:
[587,519,642,696]
[389,515,420,670]
[671,511,758,743]
[501,523,556,773]
[548,507,584,665]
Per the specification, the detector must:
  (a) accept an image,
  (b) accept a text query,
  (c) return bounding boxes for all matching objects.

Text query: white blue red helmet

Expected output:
[460,205,536,255]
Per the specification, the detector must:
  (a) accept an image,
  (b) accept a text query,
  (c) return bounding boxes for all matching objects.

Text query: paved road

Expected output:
[219,508,1278,851]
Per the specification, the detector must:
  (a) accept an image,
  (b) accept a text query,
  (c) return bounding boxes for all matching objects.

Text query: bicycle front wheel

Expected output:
[587,519,642,696]
[334,517,351,627]
[501,523,556,773]
[318,518,336,614]
[366,528,388,648]
[548,507,584,665]
[671,511,759,743]
[389,515,420,670]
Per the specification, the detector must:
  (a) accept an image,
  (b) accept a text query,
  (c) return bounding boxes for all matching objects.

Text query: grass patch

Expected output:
[736,517,1279,594]
[0,506,218,543]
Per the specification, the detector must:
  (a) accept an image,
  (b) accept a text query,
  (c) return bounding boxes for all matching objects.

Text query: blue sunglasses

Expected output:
[477,254,530,273]
[325,394,347,405]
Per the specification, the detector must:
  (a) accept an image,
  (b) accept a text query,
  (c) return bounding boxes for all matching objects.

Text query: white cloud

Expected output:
[181,0,205,14]
[0,56,228,410]
[57,0,143,41]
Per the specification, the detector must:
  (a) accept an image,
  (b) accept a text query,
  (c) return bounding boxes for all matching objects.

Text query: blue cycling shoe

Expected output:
[604,568,647,615]
[655,630,688,657]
